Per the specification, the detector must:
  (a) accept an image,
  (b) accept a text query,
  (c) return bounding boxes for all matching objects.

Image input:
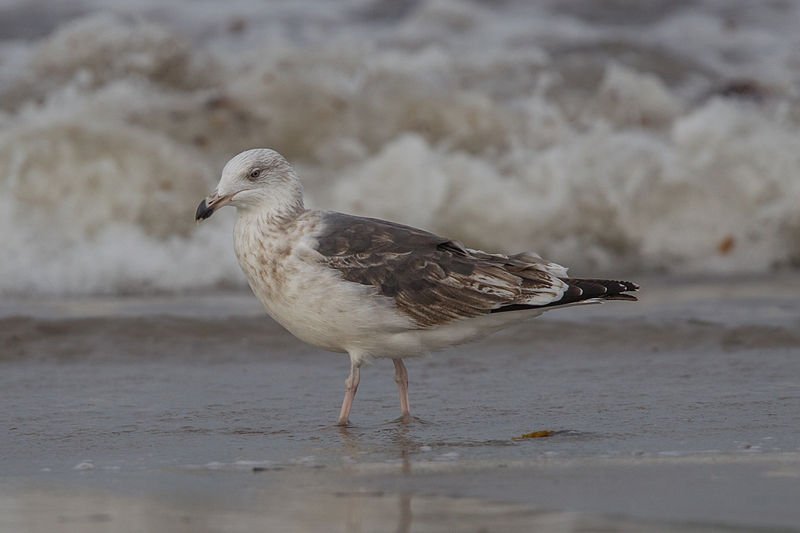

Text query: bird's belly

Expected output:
[268,312,350,353]
[243,258,414,355]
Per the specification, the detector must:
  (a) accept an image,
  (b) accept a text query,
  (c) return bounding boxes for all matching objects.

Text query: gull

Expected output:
[196,149,638,425]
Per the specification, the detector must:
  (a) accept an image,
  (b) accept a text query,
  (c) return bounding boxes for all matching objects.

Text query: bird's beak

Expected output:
[196,190,234,221]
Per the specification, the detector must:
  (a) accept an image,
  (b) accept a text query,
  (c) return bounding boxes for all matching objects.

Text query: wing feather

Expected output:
[315,213,569,328]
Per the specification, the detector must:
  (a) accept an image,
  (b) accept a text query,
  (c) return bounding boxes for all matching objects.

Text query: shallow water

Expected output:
[2,276,800,530]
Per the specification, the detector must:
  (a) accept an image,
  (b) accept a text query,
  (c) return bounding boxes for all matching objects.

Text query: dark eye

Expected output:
[249,168,261,179]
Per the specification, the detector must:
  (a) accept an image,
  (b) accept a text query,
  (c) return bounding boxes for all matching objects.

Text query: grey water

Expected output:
[2,276,800,531]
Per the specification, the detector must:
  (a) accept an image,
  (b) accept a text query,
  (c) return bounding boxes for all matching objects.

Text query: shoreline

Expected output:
[3,275,799,531]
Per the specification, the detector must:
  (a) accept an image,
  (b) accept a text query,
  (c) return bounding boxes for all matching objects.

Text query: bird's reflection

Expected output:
[396,493,412,533]
[337,424,416,533]
[336,422,417,473]
[344,492,413,533]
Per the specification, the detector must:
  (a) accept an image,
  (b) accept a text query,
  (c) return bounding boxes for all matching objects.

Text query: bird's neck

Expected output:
[237,195,305,231]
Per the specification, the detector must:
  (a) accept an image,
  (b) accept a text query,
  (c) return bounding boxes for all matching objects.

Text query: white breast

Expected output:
[233,211,414,358]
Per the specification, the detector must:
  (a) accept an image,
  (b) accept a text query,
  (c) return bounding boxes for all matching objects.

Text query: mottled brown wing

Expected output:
[315,213,565,328]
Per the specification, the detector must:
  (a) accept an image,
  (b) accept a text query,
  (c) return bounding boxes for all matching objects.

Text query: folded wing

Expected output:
[315,213,637,328]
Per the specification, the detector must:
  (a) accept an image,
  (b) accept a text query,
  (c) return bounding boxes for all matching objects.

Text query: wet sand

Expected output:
[2,276,800,531]
[4,454,800,533]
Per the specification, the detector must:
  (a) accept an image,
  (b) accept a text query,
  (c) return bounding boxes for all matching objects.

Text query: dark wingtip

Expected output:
[548,278,640,307]
[196,199,214,221]
[491,277,639,314]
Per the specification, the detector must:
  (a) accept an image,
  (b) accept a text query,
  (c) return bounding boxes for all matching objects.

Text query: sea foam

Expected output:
[1,2,799,294]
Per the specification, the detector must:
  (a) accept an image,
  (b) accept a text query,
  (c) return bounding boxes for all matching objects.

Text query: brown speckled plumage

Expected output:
[315,213,637,328]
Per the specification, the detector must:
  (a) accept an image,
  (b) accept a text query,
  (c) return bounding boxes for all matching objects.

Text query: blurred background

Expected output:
[1,0,799,296]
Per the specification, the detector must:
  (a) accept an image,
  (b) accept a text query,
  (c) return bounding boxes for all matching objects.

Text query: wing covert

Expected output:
[315,213,567,328]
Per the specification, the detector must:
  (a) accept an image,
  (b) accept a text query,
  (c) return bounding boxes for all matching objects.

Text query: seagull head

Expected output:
[196,148,304,221]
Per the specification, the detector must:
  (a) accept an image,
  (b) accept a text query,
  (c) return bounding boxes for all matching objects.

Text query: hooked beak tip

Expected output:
[195,198,215,221]
[196,191,235,222]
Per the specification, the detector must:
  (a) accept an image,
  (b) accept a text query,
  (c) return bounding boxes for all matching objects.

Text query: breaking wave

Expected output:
[1,1,799,294]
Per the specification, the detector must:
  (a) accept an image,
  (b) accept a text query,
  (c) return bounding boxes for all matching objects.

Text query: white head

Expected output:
[196,148,304,221]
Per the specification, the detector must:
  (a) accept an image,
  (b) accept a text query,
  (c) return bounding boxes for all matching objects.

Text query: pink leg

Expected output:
[337,363,360,426]
[393,359,412,423]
